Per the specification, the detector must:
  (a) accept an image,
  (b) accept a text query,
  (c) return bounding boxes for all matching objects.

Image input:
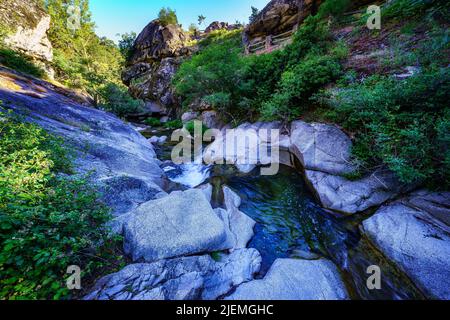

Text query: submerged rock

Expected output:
[85,249,262,300]
[226,258,349,300]
[362,191,450,299]
[123,189,232,262]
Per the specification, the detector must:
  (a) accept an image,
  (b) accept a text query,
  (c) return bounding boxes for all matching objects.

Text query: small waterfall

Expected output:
[164,163,211,188]
[163,144,212,188]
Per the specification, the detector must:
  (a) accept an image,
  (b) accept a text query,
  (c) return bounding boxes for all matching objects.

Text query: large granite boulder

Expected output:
[122,20,193,111]
[123,189,233,262]
[0,0,53,77]
[85,249,262,300]
[290,121,411,214]
[219,186,256,250]
[362,191,450,300]
[226,258,349,300]
[306,169,410,214]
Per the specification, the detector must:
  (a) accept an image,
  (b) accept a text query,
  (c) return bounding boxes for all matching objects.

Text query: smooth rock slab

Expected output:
[362,192,450,299]
[85,249,262,300]
[290,121,355,175]
[226,259,349,300]
[306,169,410,214]
[123,189,231,262]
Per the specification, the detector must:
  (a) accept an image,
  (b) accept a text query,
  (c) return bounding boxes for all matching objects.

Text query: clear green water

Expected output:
[225,166,424,300]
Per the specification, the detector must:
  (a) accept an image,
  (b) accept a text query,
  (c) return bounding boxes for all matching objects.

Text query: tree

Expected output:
[158,7,178,26]
[118,32,137,60]
[249,6,259,23]
[198,14,206,27]
[188,23,199,36]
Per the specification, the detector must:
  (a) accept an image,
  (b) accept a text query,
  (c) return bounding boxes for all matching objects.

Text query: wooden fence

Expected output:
[245,28,296,55]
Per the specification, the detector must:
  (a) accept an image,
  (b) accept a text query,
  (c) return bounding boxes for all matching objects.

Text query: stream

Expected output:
[142,127,425,300]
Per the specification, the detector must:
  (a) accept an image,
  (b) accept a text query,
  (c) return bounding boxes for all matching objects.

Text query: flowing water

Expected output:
[143,127,424,300]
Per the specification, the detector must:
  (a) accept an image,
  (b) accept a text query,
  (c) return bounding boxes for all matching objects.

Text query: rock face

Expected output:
[123,189,233,262]
[0,67,165,217]
[362,191,450,299]
[122,20,193,113]
[244,0,376,47]
[0,0,54,77]
[85,249,262,300]
[226,258,349,300]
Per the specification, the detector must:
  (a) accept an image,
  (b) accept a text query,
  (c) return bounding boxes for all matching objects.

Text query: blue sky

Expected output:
[90,0,270,42]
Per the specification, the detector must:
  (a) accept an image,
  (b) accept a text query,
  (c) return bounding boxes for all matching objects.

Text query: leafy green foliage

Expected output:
[317,0,351,18]
[0,47,45,78]
[98,83,144,118]
[383,0,450,20]
[0,112,121,299]
[117,32,137,60]
[164,119,183,130]
[173,30,248,121]
[318,68,450,187]
[44,0,141,116]
[174,13,344,123]
[261,54,342,121]
[158,7,178,26]
[143,117,162,127]
[184,120,208,136]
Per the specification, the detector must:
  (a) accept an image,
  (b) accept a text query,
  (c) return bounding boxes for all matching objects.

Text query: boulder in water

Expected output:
[226,258,349,300]
[362,191,450,299]
[123,189,233,262]
[85,248,262,300]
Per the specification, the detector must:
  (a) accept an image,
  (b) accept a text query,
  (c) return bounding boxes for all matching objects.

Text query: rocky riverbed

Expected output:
[1,66,449,300]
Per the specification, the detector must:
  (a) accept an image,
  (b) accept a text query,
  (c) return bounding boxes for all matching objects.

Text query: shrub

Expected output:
[0,47,45,78]
[98,83,145,118]
[144,117,162,127]
[184,120,209,136]
[0,112,121,299]
[164,119,183,129]
[318,68,450,187]
[158,7,178,26]
[173,30,247,121]
[261,54,342,121]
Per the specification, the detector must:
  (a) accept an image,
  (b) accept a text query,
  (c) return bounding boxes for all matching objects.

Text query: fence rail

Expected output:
[246,28,296,55]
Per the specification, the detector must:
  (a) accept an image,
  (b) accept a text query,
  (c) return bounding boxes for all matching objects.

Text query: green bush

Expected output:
[0,112,121,299]
[173,15,338,123]
[261,54,342,121]
[173,30,248,121]
[158,7,178,26]
[318,68,450,187]
[383,0,450,20]
[98,83,145,118]
[144,117,162,127]
[184,120,209,136]
[164,119,183,130]
[0,47,45,78]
